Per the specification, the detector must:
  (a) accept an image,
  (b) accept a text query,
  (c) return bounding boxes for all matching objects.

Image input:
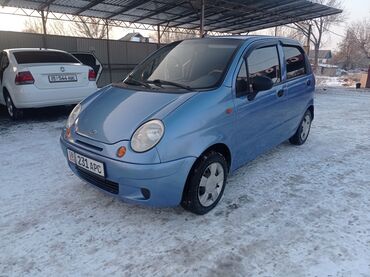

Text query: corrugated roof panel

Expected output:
[54,0,89,8]
[80,10,112,18]
[2,0,342,33]
[7,0,43,9]
[92,3,121,13]
[48,4,80,14]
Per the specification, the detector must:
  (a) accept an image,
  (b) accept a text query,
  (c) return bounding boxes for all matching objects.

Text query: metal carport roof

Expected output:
[1,0,342,34]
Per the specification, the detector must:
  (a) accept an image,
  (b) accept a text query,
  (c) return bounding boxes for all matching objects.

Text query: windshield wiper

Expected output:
[148,79,194,91]
[124,76,151,89]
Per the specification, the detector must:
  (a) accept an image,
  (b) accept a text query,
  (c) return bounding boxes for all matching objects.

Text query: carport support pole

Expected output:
[106,20,112,83]
[200,0,205,37]
[41,10,47,49]
[157,24,161,47]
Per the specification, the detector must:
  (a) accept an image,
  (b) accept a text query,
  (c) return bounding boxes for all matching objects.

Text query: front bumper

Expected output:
[60,137,196,207]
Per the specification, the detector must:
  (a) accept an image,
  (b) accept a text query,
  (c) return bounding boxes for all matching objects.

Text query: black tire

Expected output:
[289,110,312,145]
[4,91,23,120]
[181,151,228,215]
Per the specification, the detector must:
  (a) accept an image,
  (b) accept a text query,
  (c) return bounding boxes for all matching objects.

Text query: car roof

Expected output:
[4,48,70,53]
[200,35,303,46]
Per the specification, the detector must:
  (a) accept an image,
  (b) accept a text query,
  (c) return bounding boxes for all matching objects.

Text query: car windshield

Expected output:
[126,38,242,90]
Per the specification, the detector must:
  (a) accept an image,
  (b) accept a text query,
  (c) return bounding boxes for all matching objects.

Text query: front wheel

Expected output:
[181,151,228,215]
[5,92,23,120]
[289,110,312,145]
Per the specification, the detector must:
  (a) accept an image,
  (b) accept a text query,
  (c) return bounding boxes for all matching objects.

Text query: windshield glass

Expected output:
[127,38,242,90]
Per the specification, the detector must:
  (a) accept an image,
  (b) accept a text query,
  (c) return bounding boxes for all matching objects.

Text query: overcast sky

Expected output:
[0,0,369,51]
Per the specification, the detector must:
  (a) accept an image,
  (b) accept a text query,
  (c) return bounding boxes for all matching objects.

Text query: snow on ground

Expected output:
[315,76,345,87]
[1,88,370,277]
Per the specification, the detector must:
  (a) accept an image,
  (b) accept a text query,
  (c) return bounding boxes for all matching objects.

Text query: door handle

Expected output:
[277,89,284,97]
[306,79,311,86]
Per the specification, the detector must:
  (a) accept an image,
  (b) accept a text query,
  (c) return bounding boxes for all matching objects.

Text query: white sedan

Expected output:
[0,48,98,120]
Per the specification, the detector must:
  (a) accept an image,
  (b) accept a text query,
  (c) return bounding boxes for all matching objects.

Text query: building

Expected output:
[120,32,149,43]
[309,50,332,64]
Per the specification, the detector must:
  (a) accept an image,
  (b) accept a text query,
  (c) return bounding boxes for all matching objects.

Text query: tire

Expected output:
[289,110,312,145]
[181,151,228,215]
[4,91,23,120]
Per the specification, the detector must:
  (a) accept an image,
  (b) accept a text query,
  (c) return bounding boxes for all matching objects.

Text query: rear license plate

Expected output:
[49,74,77,83]
[67,149,105,177]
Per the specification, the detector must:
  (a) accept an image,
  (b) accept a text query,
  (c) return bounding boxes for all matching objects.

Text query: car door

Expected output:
[233,42,287,167]
[281,44,314,134]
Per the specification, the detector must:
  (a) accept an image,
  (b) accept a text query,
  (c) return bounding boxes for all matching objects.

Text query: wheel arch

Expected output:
[1,86,10,105]
[307,105,314,120]
[201,143,232,172]
[181,142,232,209]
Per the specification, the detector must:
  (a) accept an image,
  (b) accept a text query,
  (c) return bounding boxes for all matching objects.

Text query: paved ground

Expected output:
[1,88,370,277]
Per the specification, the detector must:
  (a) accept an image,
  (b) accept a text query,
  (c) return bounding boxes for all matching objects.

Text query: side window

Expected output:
[247,46,281,84]
[283,46,306,79]
[237,60,247,80]
[236,60,249,95]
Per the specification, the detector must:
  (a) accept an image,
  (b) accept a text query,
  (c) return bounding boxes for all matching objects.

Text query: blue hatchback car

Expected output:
[60,36,315,214]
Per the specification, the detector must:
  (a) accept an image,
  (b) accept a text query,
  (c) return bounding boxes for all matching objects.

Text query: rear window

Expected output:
[13,51,80,64]
[283,46,307,79]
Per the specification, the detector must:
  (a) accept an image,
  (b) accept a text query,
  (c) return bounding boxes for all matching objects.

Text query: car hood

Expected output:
[76,85,196,144]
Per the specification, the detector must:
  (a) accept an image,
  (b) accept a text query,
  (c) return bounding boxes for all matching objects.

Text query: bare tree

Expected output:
[348,19,370,59]
[265,26,306,45]
[23,19,44,34]
[150,31,196,44]
[333,19,370,70]
[23,17,112,40]
[289,0,344,70]
[72,17,112,39]
[23,18,70,36]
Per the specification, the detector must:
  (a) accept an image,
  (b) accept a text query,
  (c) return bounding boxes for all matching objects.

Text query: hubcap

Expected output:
[300,114,311,141]
[198,162,225,207]
[6,96,14,117]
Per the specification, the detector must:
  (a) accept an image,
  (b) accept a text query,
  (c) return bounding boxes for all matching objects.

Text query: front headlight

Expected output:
[66,104,81,128]
[131,120,164,152]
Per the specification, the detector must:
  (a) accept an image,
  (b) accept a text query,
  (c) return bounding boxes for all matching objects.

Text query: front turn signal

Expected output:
[65,127,71,139]
[117,146,126,158]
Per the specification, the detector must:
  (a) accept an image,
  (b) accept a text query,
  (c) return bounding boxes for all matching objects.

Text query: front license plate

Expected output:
[67,149,105,177]
[49,74,77,83]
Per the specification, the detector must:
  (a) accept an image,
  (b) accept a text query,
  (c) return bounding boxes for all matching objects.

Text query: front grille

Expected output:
[75,140,103,152]
[76,168,119,194]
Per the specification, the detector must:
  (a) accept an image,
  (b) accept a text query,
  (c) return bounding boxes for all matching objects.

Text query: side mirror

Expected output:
[251,75,274,92]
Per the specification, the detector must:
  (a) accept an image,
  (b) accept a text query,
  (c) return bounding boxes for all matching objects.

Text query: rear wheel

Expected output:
[181,151,228,215]
[4,92,23,120]
[289,110,312,145]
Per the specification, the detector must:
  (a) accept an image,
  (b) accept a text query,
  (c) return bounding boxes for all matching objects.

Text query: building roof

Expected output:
[1,0,342,34]
[309,50,332,60]
[120,32,145,41]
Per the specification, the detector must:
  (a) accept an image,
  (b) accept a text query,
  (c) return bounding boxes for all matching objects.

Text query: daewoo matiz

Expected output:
[60,36,315,214]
